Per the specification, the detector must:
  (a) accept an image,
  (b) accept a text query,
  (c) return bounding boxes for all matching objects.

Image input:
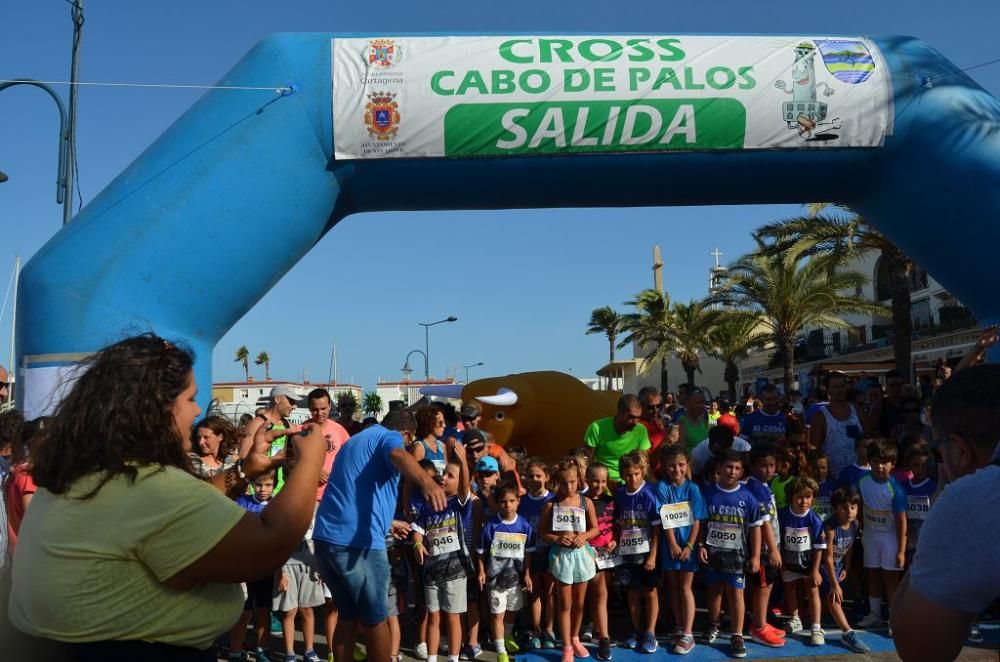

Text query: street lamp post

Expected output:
[418,316,457,382]
[401,349,427,381]
[0,79,72,225]
[462,361,484,383]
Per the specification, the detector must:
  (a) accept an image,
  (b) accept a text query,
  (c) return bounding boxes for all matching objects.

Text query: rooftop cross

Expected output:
[711,246,723,268]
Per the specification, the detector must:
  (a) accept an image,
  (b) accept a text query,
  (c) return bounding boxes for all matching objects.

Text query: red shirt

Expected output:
[6,463,36,551]
[315,419,351,501]
[640,419,667,452]
[717,413,741,436]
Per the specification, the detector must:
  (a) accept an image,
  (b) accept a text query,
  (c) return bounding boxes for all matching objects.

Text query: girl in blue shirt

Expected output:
[653,445,706,656]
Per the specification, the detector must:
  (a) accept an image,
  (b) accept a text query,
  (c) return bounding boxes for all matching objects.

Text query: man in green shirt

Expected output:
[584,394,650,483]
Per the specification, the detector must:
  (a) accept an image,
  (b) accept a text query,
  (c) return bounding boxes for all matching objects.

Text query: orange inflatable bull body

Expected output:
[423,371,619,460]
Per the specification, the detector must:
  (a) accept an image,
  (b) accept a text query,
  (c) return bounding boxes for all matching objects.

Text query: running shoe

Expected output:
[673,635,695,656]
[497,654,509,662]
[542,631,558,649]
[750,624,785,647]
[581,622,594,642]
[764,623,787,638]
[856,612,882,629]
[283,654,296,662]
[702,624,720,644]
[622,632,639,649]
[504,635,520,653]
[459,644,482,660]
[842,630,871,653]
[638,631,658,654]
[730,634,747,658]
[561,645,574,662]
[255,648,271,662]
[270,613,282,635]
[571,637,590,658]
[969,623,984,644]
[352,644,367,661]
[528,634,542,650]
[304,652,322,662]
[810,627,826,646]
[596,638,612,661]
[414,642,428,660]
[785,616,804,634]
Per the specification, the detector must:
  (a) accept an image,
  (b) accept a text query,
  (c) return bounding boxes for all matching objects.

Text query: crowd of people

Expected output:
[0,329,996,661]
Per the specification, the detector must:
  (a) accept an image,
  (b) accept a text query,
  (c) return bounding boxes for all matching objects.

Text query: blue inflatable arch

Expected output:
[16,33,1000,409]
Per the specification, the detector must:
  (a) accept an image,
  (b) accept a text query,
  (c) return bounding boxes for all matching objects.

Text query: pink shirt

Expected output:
[6,463,37,551]
[316,418,351,501]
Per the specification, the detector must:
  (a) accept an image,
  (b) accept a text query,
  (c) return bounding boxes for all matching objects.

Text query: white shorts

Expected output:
[863,533,903,571]
[489,585,525,615]
[426,576,468,614]
[273,561,326,612]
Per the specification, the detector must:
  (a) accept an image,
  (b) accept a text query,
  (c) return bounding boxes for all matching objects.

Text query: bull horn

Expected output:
[476,387,518,406]
[419,384,465,399]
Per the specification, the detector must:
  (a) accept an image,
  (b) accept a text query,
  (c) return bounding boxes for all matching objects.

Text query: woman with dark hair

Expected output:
[5,414,46,555]
[8,334,325,661]
[190,415,244,499]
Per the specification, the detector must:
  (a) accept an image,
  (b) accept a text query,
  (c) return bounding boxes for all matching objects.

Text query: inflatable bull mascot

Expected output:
[422,371,620,459]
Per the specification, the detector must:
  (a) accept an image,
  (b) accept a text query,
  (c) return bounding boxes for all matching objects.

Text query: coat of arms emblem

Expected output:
[364,92,401,140]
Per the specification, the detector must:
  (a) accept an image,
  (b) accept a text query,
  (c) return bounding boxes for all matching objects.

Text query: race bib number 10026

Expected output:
[660,501,692,529]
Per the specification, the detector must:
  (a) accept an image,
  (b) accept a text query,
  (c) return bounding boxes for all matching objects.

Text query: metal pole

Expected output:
[0,80,70,224]
[424,325,430,382]
[8,255,19,402]
[66,0,84,224]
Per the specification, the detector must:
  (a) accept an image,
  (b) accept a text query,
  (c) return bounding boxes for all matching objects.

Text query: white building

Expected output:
[211,380,364,426]
[738,249,979,392]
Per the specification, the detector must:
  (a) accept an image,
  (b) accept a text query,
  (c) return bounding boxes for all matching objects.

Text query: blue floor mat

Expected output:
[517,623,999,660]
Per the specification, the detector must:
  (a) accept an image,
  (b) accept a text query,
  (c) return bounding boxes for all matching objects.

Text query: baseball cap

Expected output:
[475,456,500,473]
[269,384,303,404]
[463,428,487,452]
[460,403,482,420]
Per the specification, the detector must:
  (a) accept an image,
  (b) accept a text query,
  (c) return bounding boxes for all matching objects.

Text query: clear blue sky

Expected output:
[2,1,997,390]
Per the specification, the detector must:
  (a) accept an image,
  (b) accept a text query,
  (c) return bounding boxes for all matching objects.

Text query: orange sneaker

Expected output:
[764,623,787,638]
[750,624,786,647]
[561,645,574,662]
[571,637,590,659]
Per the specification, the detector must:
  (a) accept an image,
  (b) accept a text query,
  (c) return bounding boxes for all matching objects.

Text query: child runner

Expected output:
[820,487,870,653]
[478,482,535,662]
[777,477,827,645]
[583,462,616,660]
[613,450,662,654]
[807,450,837,522]
[229,472,276,662]
[744,444,786,648]
[517,457,555,649]
[901,442,935,567]
[837,436,871,489]
[769,447,796,510]
[654,444,706,656]
[412,439,473,662]
[698,449,763,659]
[855,439,907,634]
[541,458,599,662]
[273,511,326,662]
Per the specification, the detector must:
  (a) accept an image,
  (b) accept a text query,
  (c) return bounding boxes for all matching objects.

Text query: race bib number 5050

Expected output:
[706,521,742,550]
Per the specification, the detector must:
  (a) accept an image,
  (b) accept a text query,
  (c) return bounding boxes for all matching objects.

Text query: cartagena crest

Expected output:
[364,92,401,141]
[364,38,402,69]
[815,39,875,84]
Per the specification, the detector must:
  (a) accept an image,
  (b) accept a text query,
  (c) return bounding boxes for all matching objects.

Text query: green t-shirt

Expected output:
[584,417,651,482]
[10,465,246,649]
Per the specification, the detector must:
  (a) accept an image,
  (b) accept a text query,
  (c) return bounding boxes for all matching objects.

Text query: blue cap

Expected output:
[475,456,500,473]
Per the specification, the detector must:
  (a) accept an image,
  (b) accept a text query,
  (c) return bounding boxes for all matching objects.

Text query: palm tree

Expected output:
[255,351,271,381]
[709,241,889,393]
[234,346,250,381]
[707,311,771,400]
[669,300,718,385]
[362,391,384,419]
[619,289,674,394]
[586,306,623,390]
[756,203,917,376]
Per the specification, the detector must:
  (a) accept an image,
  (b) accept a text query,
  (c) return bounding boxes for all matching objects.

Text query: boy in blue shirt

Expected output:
[412,438,473,662]
[744,444,786,648]
[229,472,276,662]
[856,439,907,633]
[698,449,763,659]
[837,436,871,489]
[821,487,870,653]
[478,482,534,662]
[901,442,935,567]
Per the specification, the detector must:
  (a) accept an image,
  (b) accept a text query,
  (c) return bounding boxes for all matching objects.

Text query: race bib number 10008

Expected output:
[491,532,527,559]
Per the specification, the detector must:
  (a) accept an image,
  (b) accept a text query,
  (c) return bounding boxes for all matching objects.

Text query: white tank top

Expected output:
[821,404,863,478]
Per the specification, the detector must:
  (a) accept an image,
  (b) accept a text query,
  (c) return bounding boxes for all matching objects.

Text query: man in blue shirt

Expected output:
[313,411,445,662]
